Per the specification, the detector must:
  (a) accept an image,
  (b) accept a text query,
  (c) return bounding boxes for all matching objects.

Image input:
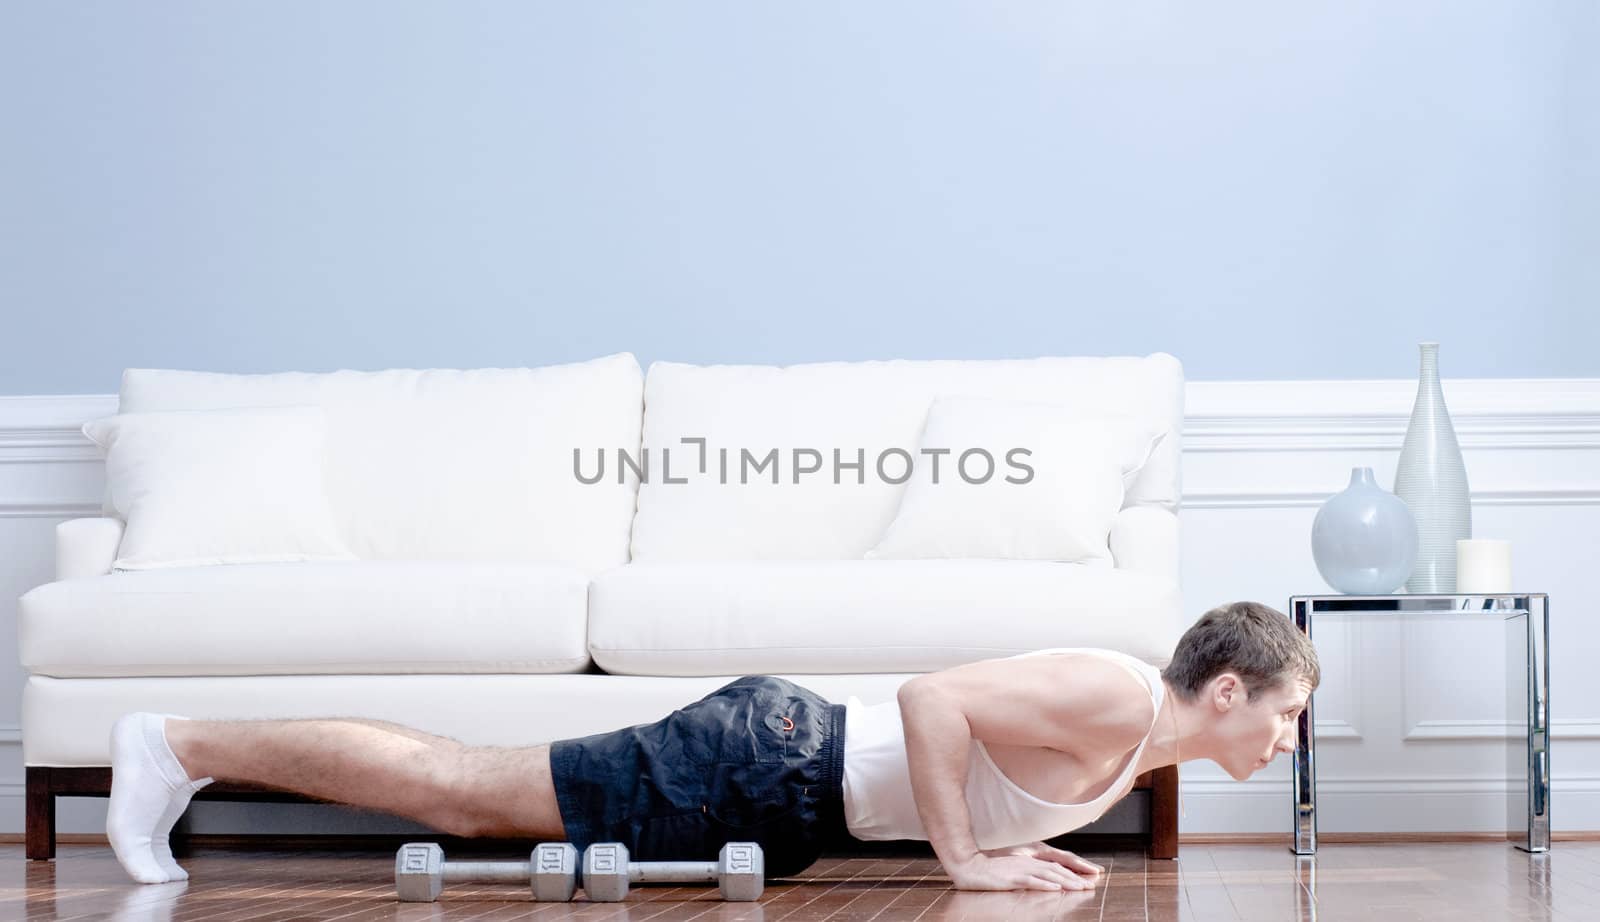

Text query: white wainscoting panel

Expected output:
[1180,377,1600,833]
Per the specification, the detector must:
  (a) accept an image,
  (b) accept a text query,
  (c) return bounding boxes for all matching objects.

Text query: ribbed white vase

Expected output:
[1393,342,1472,593]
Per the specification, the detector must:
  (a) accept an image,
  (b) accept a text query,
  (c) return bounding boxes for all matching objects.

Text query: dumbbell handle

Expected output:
[621,860,721,884]
[442,860,532,884]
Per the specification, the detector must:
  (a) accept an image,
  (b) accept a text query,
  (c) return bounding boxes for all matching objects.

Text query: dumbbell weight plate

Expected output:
[717,842,764,901]
[533,842,579,902]
[395,842,445,902]
[583,842,632,901]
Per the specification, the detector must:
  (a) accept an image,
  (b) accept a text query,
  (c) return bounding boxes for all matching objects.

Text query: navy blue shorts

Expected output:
[548,675,848,879]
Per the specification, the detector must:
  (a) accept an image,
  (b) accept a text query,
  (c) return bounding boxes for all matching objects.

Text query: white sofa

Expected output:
[19,351,1186,860]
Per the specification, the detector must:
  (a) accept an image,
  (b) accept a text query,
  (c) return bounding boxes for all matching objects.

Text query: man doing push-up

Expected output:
[108,600,1318,892]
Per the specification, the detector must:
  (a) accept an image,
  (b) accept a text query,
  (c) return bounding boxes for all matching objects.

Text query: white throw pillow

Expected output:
[865,396,1165,563]
[82,406,356,571]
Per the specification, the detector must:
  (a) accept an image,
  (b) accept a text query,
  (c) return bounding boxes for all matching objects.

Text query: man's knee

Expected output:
[427,807,486,838]
[439,746,564,839]
[406,749,477,836]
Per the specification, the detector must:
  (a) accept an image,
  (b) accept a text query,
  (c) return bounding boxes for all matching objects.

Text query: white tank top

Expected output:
[840,647,1165,849]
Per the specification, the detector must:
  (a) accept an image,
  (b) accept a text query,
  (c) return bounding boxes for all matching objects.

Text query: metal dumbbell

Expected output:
[394,841,579,902]
[581,841,764,902]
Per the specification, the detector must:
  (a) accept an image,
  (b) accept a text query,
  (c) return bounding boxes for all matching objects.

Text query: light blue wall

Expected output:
[2,2,1594,394]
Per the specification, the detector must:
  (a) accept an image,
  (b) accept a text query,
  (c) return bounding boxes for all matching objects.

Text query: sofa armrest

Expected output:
[1109,505,1179,585]
[56,517,124,580]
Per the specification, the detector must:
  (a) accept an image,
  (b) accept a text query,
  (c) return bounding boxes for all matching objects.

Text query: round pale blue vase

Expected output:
[1311,466,1419,594]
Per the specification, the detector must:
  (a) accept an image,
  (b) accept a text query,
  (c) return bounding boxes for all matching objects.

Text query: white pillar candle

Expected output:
[1456,539,1512,594]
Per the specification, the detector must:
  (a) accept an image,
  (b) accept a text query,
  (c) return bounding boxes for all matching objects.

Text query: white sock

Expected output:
[148,714,203,881]
[108,712,214,884]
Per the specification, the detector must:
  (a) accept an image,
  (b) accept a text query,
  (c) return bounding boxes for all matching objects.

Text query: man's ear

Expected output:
[1210,672,1244,712]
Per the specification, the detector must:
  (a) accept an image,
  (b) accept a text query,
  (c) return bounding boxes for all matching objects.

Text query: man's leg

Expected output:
[109,712,566,883]
[165,717,568,836]
[334,717,468,750]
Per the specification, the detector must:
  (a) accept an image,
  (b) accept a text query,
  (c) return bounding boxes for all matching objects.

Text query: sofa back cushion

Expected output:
[116,354,643,570]
[630,353,1183,561]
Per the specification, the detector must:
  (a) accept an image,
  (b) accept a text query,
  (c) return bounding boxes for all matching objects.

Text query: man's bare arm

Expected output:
[897,655,1152,872]
[898,680,985,870]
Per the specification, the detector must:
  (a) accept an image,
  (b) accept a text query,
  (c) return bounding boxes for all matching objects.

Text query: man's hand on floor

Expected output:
[947,842,1103,892]
[983,841,1104,877]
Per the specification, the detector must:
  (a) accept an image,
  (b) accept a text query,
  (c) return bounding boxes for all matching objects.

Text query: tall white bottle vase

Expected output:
[1393,342,1472,593]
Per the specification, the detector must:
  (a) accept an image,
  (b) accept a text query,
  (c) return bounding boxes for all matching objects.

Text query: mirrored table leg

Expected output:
[1293,598,1317,855]
[1509,597,1551,852]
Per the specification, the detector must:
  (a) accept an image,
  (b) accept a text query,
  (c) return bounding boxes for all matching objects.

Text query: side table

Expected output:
[1288,593,1550,855]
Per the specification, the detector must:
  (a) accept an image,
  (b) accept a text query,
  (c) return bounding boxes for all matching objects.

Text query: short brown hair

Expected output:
[1162,601,1321,704]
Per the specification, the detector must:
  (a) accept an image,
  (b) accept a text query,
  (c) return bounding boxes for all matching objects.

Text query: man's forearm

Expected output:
[898,683,982,870]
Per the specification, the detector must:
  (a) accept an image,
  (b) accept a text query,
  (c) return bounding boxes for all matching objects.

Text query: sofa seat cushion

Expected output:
[19,561,591,678]
[588,560,1182,676]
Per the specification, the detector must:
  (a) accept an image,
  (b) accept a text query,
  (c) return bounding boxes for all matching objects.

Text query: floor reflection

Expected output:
[4,843,1593,922]
[1296,854,1317,921]
[106,881,188,922]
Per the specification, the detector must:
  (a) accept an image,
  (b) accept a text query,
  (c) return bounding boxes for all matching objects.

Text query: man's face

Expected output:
[1215,673,1313,780]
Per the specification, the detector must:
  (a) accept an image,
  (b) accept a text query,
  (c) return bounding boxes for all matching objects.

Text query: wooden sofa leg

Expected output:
[1148,763,1178,859]
[26,767,56,861]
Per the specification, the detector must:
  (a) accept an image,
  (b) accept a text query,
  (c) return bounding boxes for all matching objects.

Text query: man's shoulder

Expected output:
[1037,654,1155,753]
[904,650,1155,755]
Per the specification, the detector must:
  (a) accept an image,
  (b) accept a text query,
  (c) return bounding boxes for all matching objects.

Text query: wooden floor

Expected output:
[5,841,1597,922]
